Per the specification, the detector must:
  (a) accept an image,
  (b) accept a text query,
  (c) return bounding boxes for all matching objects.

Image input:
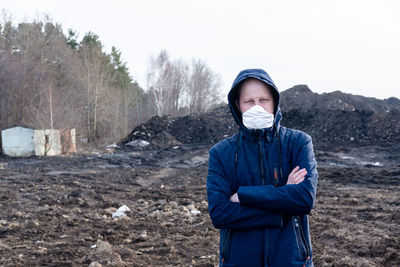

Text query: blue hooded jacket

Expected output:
[207,69,318,267]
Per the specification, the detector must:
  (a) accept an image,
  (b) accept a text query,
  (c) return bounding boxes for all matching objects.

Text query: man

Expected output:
[207,69,318,266]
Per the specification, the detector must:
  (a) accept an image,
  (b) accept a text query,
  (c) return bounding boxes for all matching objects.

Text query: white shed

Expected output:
[1,126,75,157]
[34,129,62,156]
[1,126,35,157]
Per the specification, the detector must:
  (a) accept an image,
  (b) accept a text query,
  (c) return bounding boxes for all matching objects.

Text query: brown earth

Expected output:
[0,144,399,266]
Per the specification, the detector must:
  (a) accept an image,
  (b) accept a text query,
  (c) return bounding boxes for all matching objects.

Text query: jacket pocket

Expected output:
[293,217,310,260]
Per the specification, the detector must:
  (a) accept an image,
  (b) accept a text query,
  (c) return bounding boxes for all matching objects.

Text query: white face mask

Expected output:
[242,105,274,129]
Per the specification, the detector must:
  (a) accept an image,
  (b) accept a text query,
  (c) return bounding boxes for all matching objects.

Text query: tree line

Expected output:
[0,15,222,143]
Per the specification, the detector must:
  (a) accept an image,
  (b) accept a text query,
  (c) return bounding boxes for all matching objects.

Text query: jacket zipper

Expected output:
[295,216,311,264]
[257,136,265,185]
[257,134,267,266]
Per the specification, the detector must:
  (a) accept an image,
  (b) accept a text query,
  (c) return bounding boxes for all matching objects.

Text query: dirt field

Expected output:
[0,145,399,266]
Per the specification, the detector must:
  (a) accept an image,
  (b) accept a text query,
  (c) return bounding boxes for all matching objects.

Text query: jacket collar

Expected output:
[239,124,278,143]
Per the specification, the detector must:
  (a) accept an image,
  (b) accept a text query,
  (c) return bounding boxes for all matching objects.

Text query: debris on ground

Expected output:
[112,205,131,218]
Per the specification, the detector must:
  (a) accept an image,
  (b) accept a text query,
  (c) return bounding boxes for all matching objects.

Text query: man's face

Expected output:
[237,78,275,114]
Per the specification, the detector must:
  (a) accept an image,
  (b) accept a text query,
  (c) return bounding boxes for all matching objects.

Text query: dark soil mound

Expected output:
[280,85,400,146]
[120,86,400,148]
[168,105,237,144]
[119,105,237,149]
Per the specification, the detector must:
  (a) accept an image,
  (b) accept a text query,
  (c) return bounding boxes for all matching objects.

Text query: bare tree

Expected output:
[78,32,114,141]
[147,50,170,116]
[186,59,222,114]
[167,60,188,115]
[146,51,222,116]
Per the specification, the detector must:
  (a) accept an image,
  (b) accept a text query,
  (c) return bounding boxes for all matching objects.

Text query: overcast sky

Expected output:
[2,0,400,99]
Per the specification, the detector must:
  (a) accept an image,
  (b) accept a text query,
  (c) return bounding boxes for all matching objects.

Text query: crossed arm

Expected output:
[229,166,307,202]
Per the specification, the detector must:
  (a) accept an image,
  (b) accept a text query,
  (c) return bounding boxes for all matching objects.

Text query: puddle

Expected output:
[94,164,120,170]
[317,146,395,168]
[136,167,177,187]
[45,169,101,175]
[160,151,209,169]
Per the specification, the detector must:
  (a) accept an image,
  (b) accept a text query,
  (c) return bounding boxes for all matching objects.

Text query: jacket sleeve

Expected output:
[237,133,318,215]
[207,146,282,230]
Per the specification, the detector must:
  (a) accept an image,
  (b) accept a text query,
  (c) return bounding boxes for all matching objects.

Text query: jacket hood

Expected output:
[228,69,282,133]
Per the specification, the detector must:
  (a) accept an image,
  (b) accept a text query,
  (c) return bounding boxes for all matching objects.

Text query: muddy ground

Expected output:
[0,144,399,266]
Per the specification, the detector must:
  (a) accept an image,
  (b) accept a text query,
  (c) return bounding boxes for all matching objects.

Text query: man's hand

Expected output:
[287,166,307,184]
[230,193,239,203]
